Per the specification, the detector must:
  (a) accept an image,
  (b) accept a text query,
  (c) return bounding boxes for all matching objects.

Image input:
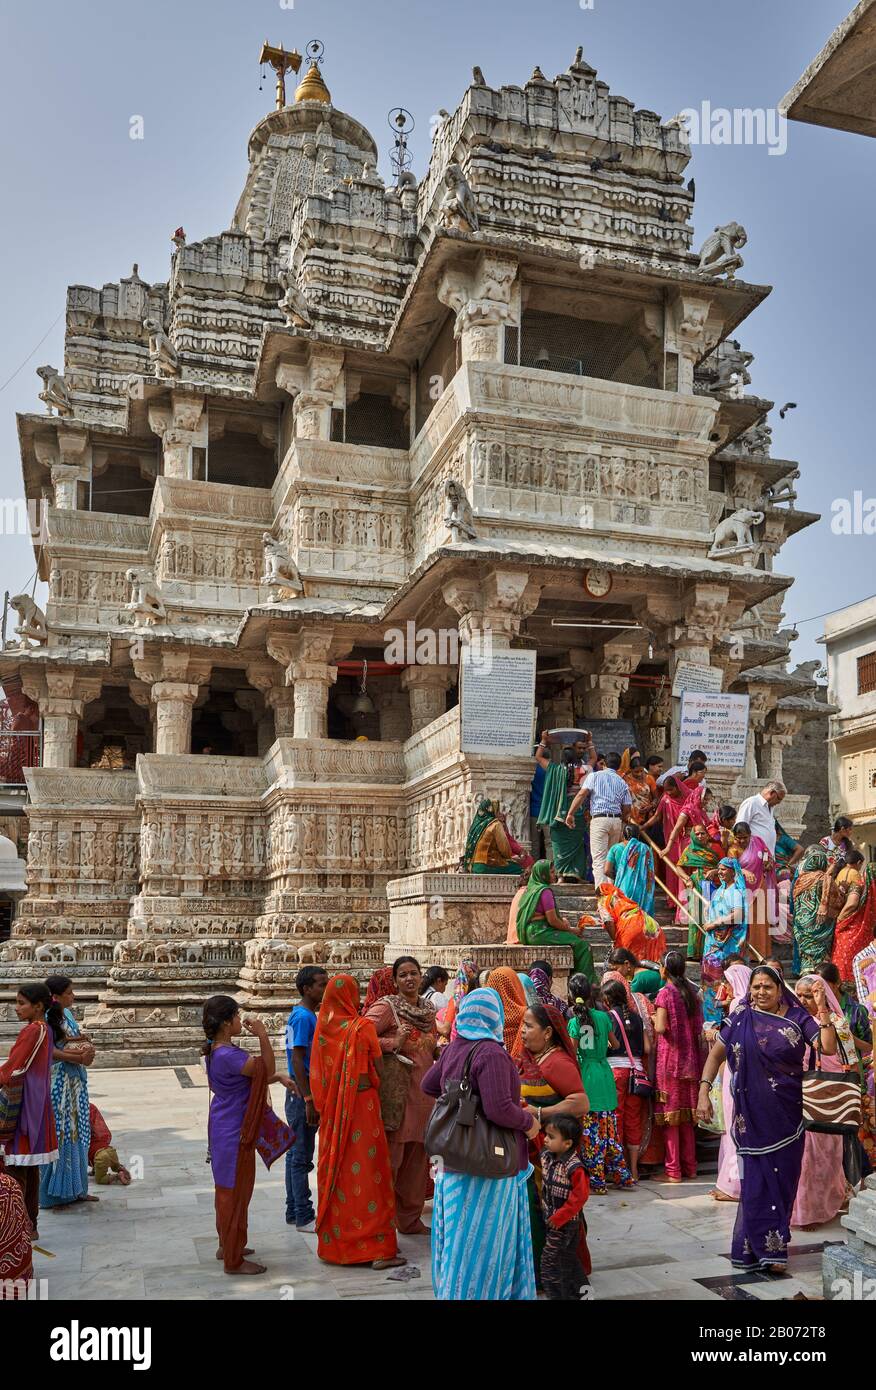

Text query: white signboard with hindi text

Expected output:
[460,648,537,757]
[678,691,750,768]
[672,661,724,697]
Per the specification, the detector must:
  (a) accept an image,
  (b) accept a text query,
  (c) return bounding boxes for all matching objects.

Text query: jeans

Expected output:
[285,1091,316,1225]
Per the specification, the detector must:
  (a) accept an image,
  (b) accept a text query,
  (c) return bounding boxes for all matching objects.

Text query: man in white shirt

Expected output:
[565,752,632,885]
[735,780,786,856]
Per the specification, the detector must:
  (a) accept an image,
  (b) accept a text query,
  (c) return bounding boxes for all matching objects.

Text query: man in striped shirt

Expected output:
[565,752,632,886]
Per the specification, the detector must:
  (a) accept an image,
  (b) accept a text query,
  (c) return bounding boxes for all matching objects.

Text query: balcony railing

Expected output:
[0,729,41,787]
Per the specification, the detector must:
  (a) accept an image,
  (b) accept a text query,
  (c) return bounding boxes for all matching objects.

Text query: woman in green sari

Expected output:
[792,847,846,976]
[515,859,596,982]
[677,825,721,962]
[536,760,591,883]
[461,798,522,875]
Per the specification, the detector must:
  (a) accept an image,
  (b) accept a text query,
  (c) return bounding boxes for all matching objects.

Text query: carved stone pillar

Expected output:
[267,629,339,740]
[264,687,296,738]
[443,568,542,653]
[578,641,642,722]
[23,670,101,768]
[151,682,200,755]
[761,709,800,783]
[148,392,206,480]
[50,464,81,510]
[276,344,345,442]
[400,667,454,734]
[376,690,413,742]
[436,251,518,365]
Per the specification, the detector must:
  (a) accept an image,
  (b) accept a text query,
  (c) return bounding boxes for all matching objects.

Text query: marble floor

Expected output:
[29,1066,844,1302]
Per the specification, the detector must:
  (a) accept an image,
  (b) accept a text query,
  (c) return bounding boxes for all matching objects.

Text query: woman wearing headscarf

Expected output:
[310,974,404,1269]
[712,961,751,1202]
[0,984,59,1241]
[790,974,851,1230]
[461,798,523,875]
[365,956,437,1235]
[605,823,656,914]
[729,821,777,961]
[642,774,694,901]
[529,962,570,1018]
[620,748,657,827]
[422,988,539,1300]
[515,859,596,982]
[653,951,705,1182]
[436,959,477,1042]
[792,847,846,975]
[486,967,528,1058]
[0,1154,33,1295]
[518,1001,589,1276]
[362,965,397,1013]
[582,856,666,964]
[677,823,722,961]
[833,861,876,984]
[698,965,838,1273]
[701,859,749,1027]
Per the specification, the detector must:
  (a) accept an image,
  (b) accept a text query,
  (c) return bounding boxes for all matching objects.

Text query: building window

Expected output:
[858,651,876,695]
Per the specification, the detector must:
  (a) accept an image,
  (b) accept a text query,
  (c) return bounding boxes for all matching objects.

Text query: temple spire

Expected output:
[259,40,302,110]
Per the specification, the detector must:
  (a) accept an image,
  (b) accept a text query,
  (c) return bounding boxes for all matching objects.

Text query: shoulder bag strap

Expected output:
[610,1008,638,1069]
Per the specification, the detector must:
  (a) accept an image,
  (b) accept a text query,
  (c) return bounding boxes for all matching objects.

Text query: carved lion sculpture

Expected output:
[9,594,48,647]
[143,318,179,377]
[709,507,764,557]
[260,534,303,601]
[36,364,73,416]
[697,222,747,281]
[126,568,166,625]
[439,163,479,233]
[277,264,313,329]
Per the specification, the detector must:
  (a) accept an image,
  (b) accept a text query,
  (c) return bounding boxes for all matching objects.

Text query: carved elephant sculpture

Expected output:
[35,942,77,963]
[328,940,352,966]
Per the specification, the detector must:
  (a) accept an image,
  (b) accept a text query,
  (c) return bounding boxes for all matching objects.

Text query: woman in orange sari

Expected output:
[581,860,667,963]
[486,967,528,1058]
[620,748,657,827]
[310,974,404,1269]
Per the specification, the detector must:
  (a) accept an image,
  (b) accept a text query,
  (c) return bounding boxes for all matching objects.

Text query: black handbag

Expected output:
[424,1041,519,1179]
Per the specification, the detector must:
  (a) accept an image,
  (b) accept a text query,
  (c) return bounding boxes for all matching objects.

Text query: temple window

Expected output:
[89,445,158,517]
[200,410,279,489]
[331,371,410,450]
[78,689,151,768]
[190,670,262,757]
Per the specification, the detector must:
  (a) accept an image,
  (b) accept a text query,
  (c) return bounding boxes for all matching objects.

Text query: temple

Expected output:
[0,46,823,1061]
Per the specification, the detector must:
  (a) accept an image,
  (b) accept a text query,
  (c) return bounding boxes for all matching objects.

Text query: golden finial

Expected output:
[295,62,331,104]
[259,41,303,110]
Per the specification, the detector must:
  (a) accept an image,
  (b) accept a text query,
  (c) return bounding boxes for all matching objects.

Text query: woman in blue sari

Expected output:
[698,965,838,1274]
[39,975,95,1210]
[605,825,655,914]
[701,859,748,1027]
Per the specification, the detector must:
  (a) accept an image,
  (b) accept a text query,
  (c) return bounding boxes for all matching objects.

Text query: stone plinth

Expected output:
[387,871,519,950]
[823,1175,876,1299]
[385,871,574,991]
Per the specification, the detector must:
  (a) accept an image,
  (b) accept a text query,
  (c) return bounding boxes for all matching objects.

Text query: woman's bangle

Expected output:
[699,1079,711,1087]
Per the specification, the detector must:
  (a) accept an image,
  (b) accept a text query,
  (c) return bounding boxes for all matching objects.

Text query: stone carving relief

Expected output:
[439,163,480,232]
[36,365,73,416]
[709,507,764,560]
[8,595,48,648]
[444,480,477,543]
[143,317,179,377]
[126,568,166,625]
[261,533,304,600]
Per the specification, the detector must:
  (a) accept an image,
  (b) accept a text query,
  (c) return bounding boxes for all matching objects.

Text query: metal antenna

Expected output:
[388,108,415,185]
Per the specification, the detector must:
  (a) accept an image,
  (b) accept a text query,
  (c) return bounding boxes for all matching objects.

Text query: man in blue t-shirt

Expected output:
[284,965,328,1231]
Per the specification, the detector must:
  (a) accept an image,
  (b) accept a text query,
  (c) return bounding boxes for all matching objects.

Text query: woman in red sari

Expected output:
[0,1155,33,1295]
[653,950,705,1182]
[0,984,58,1240]
[643,775,696,901]
[833,862,876,983]
[311,974,404,1269]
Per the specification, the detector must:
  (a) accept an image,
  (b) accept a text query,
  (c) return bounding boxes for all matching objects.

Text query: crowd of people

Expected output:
[1,733,875,1300]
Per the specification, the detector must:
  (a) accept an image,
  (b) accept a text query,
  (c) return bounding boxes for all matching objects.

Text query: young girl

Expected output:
[537,1113,590,1301]
[602,978,648,1183]
[0,984,59,1239]
[567,975,633,1194]
[202,995,294,1276]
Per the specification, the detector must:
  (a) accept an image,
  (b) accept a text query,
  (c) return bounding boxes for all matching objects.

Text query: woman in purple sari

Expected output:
[697,965,839,1273]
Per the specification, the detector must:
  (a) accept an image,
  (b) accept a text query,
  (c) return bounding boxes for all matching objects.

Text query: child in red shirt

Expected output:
[536,1114,590,1300]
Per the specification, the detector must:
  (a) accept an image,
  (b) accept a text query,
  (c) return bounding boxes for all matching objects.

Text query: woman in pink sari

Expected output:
[712,962,751,1202]
[653,950,705,1181]
[790,975,850,1230]
[730,821,776,960]
[643,776,691,902]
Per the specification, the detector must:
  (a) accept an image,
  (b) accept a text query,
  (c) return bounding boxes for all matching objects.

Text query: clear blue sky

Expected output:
[0,0,868,663]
